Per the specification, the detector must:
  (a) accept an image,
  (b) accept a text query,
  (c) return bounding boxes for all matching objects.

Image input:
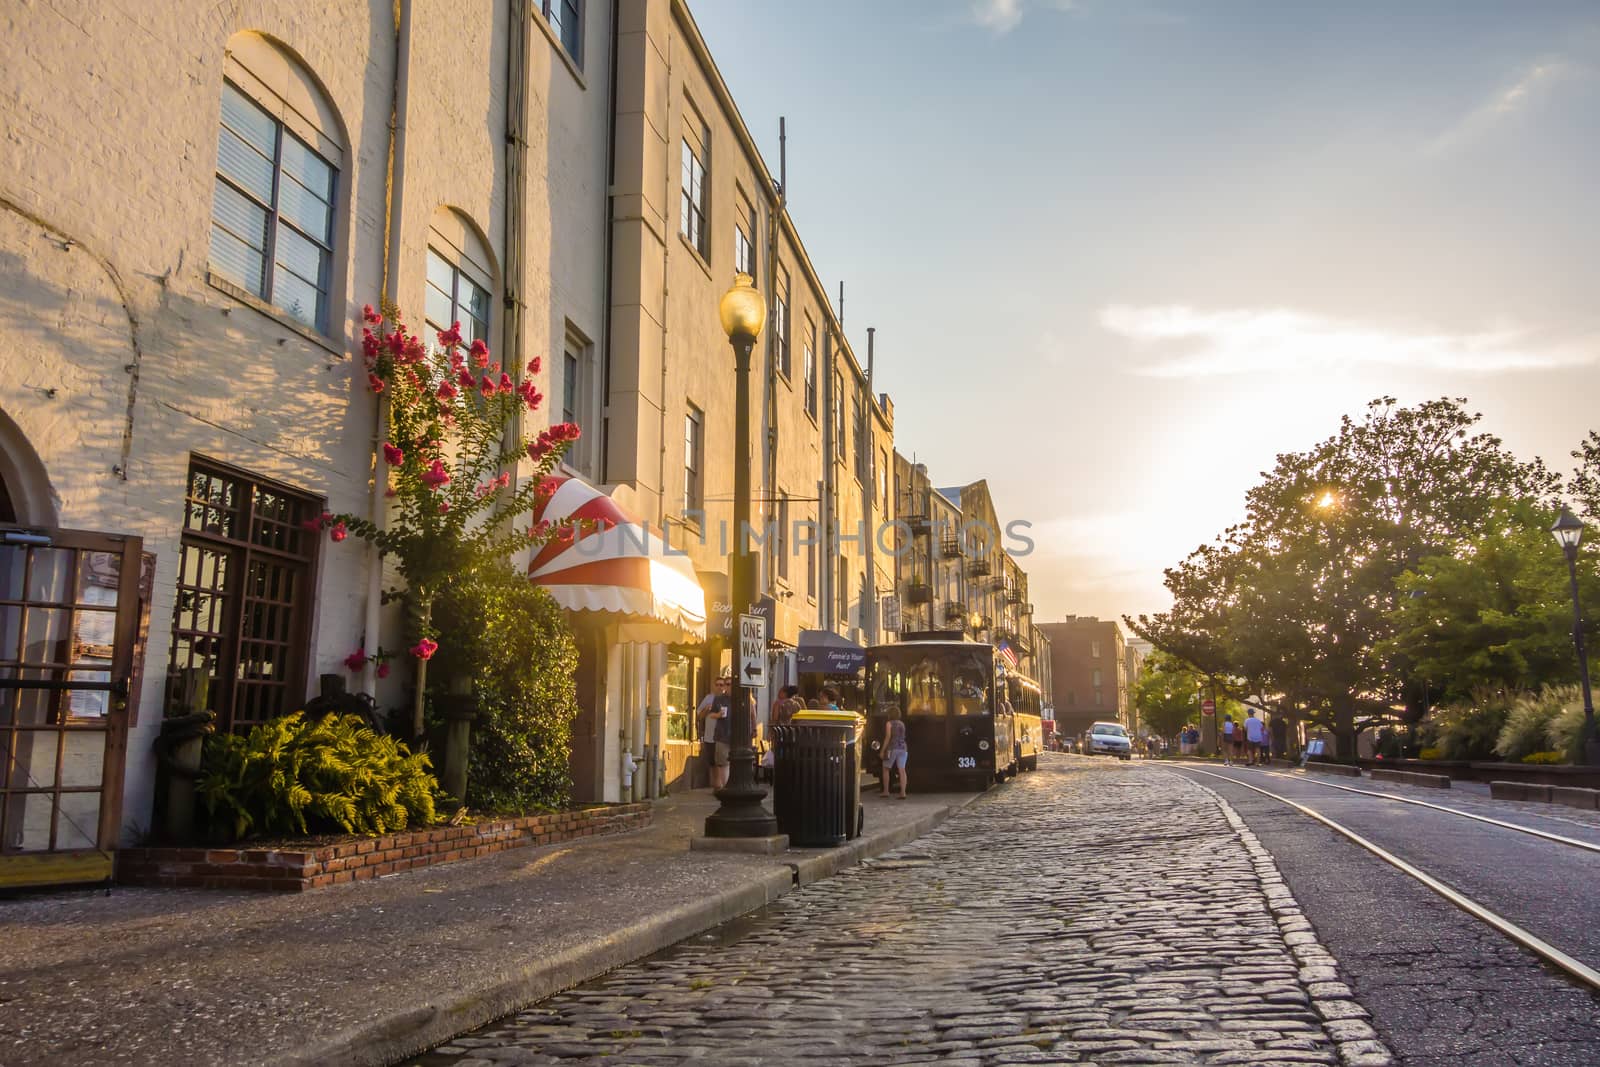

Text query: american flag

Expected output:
[997,641,1018,668]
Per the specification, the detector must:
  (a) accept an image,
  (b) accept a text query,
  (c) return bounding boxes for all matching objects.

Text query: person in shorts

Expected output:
[1244,709,1266,766]
[880,710,909,798]
[699,676,732,789]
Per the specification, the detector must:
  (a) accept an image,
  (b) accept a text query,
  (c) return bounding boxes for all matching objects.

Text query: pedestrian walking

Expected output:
[771,685,803,728]
[1221,716,1235,765]
[880,710,909,799]
[1244,709,1265,766]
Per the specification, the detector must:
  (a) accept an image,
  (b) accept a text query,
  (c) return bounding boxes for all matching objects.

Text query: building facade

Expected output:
[0,0,611,867]
[1038,616,1127,741]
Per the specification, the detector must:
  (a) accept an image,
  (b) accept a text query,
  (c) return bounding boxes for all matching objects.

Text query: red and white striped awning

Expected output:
[528,476,706,643]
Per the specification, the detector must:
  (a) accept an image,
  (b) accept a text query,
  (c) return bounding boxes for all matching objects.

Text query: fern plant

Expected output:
[197,712,442,841]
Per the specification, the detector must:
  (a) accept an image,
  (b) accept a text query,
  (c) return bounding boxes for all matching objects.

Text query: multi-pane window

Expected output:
[1091,641,1101,659]
[879,450,890,516]
[803,321,817,416]
[774,268,790,379]
[1092,669,1102,688]
[684,405,703,513]
[775,492,789,582]
[838,555,850,628]
[680,121,709,256]
[833,370,846,459]
[806,517,817,599]
[166,460,319,733]
[665,652,692,741]
[563,352,579,425]
[424,248,491,348]
[735,196,755,278]
[542,0,583,64]
[854,392,869,482]
[210,82,337,333]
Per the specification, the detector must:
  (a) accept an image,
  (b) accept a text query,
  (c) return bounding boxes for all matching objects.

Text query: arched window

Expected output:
[209,33,345,334]
[425,209,495,348]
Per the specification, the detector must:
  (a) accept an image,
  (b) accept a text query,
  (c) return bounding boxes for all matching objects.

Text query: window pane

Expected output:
[464,276,491,324]
[274,225,326,287]
[425,282,453,336]
[209,222,266,296]
[426,248,454,294]
[559,0,582,57]
[272,269,322,330]
[280,134,334,201]
[216,126,275,204]
[277,172,331,244]
[221,84,277,158]
[212,177,268,249]
[563,352,579,424]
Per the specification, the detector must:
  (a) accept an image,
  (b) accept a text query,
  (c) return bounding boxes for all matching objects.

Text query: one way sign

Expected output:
[738,613,768,688]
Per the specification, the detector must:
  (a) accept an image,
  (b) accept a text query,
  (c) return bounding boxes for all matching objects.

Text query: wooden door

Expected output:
[1,526,143,889]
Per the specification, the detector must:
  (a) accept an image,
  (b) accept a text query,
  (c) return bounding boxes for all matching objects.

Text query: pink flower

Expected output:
[382,442,404,466]
[438,501,451,514]
[329,521,348,542]
[384,486,397,498]
[420,459,451,490]
[498,372,513,394]
[362,304,383,325]
[436,380,457,400]
[457,367,476,390]
[367,373,385,394]
[470,338,490,368]
[526,356,542,375]
[376,662,391,679]
[411,638,438,661]
[344,649,369,671]
[436,322,463,349]
[479,375,496,398]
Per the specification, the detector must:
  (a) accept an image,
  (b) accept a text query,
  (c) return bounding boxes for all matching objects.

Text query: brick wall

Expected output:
[116,803,651,892]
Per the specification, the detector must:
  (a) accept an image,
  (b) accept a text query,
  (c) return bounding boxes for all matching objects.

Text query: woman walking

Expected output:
[880,710,909,799]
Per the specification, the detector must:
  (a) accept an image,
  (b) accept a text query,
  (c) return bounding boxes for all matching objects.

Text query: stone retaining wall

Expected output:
[116,803,652,892]
[1369,769,1450,789]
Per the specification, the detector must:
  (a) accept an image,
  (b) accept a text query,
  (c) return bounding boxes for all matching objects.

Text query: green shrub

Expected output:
[198,712,441,841]
[1417,747,1443,761]
[1494,687,1568,762]
[1520,750,1566,765]
[1426,689,1512,761]
[429,563,579,812]
[1544,686,1591,764]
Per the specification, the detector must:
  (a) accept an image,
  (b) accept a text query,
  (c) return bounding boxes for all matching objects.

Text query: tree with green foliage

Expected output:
[1131,651,1208,741]
[1132,397,1561,756]
[1381,499,1600,705]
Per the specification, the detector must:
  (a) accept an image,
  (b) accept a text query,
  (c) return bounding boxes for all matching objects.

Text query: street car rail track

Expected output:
[1236,766,1600,855]
[1180,766,1600,995]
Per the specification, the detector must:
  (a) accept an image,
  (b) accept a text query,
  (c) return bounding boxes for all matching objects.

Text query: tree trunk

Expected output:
[1332,699,1357,759]
[410,596,432,742]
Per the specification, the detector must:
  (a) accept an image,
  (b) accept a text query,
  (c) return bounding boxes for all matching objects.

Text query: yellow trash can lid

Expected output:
[792,709,863,725]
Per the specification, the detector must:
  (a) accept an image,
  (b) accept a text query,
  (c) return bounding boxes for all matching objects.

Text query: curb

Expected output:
[285,796,979,1067]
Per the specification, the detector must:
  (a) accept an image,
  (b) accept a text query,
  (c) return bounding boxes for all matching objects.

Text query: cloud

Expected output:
[1426,59,1571,155]
[968,0,1075,35]
[1099,305,1599,378]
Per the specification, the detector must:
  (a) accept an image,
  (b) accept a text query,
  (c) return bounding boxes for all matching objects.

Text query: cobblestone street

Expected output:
[411,758,1390,1066]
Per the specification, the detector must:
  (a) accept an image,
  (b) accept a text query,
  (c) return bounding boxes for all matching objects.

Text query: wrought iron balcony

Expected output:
[943,600,967,624]
[967,558,991,578]
[1005,584,1024,604]
[906,582,934,605]
[907,513,931,536]
[939,534,965,557]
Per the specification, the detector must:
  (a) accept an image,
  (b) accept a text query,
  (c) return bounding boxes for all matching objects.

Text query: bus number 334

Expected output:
[956,756,977,769]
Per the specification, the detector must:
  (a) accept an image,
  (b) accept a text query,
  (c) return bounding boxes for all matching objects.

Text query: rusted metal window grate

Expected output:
[165,459,320,733]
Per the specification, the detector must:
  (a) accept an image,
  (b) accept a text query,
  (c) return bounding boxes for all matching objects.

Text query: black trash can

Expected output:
[771,710,864,846]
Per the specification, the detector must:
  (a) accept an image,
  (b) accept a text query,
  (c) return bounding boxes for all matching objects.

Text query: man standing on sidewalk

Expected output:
[1244,708,1265,766]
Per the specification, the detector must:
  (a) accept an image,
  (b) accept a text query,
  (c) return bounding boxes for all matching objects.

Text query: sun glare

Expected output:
[1316,491,1337,509]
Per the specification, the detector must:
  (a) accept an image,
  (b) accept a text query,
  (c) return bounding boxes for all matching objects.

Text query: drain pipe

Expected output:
[367,0,414,697]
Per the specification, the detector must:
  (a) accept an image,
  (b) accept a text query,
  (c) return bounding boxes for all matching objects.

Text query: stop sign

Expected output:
[1201,699,1216,716]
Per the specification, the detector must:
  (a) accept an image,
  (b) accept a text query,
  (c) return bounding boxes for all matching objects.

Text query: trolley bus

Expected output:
[1007,671,1044,772]
[865,639,1016,790]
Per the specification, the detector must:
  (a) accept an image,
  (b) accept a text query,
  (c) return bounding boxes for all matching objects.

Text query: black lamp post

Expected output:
[705,273,778,838]
[1550,506,1596,764]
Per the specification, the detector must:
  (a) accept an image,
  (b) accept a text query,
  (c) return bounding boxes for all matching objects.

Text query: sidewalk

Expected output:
[0,787,977,1067]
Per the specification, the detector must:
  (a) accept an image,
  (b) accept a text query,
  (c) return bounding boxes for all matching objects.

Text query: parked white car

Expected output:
[1086,721,1132,760]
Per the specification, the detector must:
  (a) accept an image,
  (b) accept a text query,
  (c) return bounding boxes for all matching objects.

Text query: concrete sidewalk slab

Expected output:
[0,788,976,1067]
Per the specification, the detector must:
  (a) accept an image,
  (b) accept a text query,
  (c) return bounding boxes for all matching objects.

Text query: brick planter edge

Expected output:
[116,803,653,892]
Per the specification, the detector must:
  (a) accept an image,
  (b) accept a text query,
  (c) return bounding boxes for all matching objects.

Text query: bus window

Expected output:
[905,657,947,716]
[950,650,990,716]
[870,661,902,716]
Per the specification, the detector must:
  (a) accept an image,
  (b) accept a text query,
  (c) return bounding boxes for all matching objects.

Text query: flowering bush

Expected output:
[318,303,588,737]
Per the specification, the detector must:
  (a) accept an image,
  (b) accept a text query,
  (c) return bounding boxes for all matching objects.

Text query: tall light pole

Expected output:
[1550,506,1596,765]
[705,274,779,838]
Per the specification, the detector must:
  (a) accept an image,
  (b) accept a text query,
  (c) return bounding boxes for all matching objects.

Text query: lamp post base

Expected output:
[703,779,778,839]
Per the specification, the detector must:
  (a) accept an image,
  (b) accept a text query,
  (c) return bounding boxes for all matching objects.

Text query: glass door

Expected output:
[1,526,142,889]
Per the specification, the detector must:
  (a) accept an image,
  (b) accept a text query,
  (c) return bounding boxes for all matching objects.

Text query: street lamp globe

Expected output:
[1551,506,1585,557]
[718,273,766,343]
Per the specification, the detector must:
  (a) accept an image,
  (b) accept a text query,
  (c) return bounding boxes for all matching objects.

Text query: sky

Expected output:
[691,0,1600,628]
